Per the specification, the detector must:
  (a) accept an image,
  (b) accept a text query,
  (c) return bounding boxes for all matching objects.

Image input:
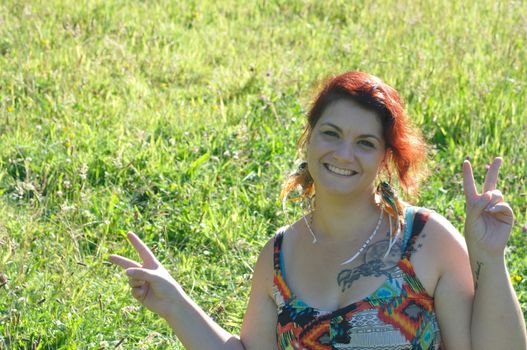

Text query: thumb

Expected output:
[126,267,158,282]
[467,192,492,221]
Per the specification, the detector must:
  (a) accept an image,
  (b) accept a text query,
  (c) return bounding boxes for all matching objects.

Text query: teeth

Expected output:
[326,164,355,176]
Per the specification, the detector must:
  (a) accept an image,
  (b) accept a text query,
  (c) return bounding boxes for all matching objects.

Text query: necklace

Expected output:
[303,208,384,265]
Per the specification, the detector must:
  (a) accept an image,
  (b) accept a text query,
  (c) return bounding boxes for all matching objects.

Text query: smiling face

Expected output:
[306,98,386,198]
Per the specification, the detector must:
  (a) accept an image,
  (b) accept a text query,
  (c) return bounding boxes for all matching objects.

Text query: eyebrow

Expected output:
[320,122,382,141]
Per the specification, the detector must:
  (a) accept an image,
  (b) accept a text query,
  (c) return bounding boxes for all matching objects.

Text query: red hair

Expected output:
[281,71,427,201]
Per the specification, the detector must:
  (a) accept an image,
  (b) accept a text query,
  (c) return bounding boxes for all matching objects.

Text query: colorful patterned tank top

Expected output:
[273,207,442,350]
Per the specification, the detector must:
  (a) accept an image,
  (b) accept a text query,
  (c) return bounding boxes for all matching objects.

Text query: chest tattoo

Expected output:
[337,239,403,293]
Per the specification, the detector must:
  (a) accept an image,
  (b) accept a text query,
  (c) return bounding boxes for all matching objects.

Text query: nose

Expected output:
[334,141,356,162]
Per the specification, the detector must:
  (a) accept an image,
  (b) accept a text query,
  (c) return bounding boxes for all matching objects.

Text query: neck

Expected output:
[310,188,382,242]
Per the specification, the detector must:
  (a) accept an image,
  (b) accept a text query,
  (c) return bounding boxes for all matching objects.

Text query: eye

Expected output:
[358,139,375,148]
[322,130,339,137]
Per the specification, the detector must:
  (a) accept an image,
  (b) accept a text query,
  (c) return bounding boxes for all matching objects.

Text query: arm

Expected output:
[424,213,474,350]
[462,158,527,349]
[109,232,277,350]
[161,284,244,349]
[240,238,280,350]
[467,249,525,349]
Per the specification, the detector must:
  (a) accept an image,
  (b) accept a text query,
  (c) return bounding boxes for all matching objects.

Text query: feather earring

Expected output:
[377,181,403,258]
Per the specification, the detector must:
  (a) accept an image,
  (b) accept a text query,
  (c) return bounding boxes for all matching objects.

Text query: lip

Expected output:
[324,163,358,177]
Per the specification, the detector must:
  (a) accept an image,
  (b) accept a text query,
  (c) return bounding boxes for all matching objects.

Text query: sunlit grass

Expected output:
[0,0,526,348]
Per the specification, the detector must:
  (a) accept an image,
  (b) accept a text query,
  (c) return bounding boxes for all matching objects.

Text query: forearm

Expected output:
[163,286,245,350]
[469,250,527,349]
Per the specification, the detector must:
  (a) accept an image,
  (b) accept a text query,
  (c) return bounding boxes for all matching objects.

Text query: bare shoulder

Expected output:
[409,209,470,295]
[251,229,283,297]
[256,232,278,264]
[422,211,466,241]
[403,202,466,249]
[240,232,280,350]
[416,210,474,349]
[251,222,303,296]
[420,210,469,270]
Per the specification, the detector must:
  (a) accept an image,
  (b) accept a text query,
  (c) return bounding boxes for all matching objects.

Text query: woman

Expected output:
[109,71,527,349]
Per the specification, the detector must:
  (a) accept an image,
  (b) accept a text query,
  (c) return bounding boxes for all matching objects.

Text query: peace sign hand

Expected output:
[109,232,181,319]
[462,157,514,257]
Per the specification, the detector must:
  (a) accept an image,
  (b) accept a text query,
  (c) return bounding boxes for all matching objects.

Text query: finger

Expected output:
[131,284,149,302]
[485,202,514,225]
[462,159,478,202]
[482,157,502,193]
[466,191,492,222]
[127,232,159,267]
[126,267,157,282]
[484,189,504,209]
[128,278,146,288]
[485,201,512,215]
[108,254,142,269]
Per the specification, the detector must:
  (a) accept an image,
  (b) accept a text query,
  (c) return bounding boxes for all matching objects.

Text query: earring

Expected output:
[296,161,314,198]
[377,181,403,258]
[281,161,314,214]
[377,181,398,217]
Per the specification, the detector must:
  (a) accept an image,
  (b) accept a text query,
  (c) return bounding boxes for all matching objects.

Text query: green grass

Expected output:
[0,0,526,348]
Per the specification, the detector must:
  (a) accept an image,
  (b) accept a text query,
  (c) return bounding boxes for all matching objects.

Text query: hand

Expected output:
[462,157,514,256]
[108,231,181,319]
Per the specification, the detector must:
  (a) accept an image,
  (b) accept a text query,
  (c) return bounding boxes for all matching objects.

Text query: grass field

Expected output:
[0,0,526,348]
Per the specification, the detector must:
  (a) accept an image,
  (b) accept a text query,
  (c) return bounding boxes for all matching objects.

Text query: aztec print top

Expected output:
[273,206,442,350]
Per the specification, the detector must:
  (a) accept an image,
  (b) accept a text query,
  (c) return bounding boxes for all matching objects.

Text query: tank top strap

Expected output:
[272,227,294,304]
[273,227,288,278]
[400,206,416,252]
[401,206,432,260]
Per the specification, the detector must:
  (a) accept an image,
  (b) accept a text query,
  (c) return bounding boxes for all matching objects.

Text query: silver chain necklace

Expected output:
[303,208,384,265]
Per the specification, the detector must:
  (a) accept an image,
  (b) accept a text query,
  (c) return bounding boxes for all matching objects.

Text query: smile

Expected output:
[324,164,358,176]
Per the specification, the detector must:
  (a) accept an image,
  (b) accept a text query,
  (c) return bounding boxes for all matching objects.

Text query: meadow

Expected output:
[0,0,526,348]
